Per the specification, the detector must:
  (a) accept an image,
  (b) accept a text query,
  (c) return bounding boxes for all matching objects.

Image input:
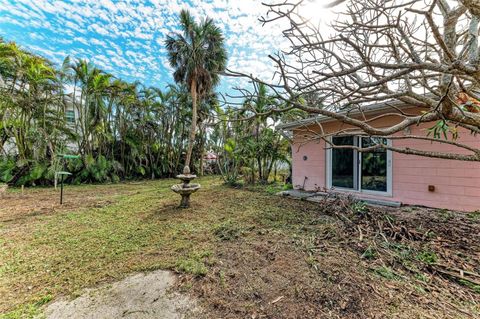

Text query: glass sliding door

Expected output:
[329,136,390,194]
[331,136,356,189]
[360,137,387,192]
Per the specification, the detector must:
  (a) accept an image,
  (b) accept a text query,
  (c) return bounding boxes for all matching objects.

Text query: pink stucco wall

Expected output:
[291,116,480,212]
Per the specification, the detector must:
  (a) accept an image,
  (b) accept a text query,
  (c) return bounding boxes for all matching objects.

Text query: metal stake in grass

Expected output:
[56,154,80,205]
[57,171,72,204]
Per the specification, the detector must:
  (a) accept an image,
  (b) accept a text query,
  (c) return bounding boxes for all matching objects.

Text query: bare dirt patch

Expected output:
[179,192,480,319]
[44,270,201,319]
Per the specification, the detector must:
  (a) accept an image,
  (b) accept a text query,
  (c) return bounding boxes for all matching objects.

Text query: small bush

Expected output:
[176,259,208,276]
[0,158,16,183]
[240,166,255,184]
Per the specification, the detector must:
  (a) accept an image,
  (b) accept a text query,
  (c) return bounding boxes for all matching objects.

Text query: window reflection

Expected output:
[331,136,355,189]
[361,137,387,192]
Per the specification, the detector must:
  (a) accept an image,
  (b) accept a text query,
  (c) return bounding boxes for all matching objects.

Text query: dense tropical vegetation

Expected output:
[0,38,192,185]
[212,83,296,185]
[0,9,296,187]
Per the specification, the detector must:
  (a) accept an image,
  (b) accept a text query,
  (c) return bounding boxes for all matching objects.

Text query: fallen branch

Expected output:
[429,264,480,287]
[270,296,284,304]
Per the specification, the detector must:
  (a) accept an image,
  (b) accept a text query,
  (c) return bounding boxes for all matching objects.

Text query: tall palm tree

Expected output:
[165,9,227,171]
[67,59,113,156]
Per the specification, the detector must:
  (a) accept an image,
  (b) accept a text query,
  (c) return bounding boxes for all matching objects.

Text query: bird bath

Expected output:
[171,166,200,208]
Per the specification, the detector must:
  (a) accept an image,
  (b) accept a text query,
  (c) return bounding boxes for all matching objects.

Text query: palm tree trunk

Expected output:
[256,122,263,182]
[199,123,205,176]
[185,79,197,170]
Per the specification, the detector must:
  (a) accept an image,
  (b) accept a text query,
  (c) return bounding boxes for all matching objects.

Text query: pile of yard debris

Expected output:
[180,192,480,318]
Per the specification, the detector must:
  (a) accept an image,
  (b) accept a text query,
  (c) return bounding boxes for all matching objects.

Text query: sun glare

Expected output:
[299,0,339,25]
[300,0,327,23]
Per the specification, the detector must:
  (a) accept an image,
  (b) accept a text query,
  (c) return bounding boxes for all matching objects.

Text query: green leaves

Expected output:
[74,155,118,183]
[224,138,236,154]
[15,162,49,186]
[165,9,227,96]
[213,83,292,185]
[0,158,15,183]
[0,36,224,185]
[426,120,458,140]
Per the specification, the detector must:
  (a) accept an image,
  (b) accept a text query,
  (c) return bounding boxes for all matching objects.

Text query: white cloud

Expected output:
[74,37,89,45]
[88,23,110,36]
[90,38,104,46]
[0,0,312,91]
[64,20,79,30]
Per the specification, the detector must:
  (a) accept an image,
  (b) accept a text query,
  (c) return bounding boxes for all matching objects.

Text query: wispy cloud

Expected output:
[0,0,317,93]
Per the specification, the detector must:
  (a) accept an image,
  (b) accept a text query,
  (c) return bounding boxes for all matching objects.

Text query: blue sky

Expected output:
[0,0,303,95]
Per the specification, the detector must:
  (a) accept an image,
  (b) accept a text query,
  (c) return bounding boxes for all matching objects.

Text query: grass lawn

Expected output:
[1,176,479,318]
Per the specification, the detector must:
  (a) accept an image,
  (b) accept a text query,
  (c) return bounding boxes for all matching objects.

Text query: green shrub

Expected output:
[0,158,16,183]
[16,162,49,186]
[175,259,208,276]
[73,155,120,184]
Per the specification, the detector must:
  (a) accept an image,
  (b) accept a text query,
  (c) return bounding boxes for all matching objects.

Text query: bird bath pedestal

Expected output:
[171,166,201,208]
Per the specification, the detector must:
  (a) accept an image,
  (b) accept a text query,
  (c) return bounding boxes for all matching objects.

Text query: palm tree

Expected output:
[242,83,276,182]
[165,9,227,171]
[67,58,113,156]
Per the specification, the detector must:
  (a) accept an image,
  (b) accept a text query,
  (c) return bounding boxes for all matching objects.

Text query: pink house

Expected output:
[278,104,480,212]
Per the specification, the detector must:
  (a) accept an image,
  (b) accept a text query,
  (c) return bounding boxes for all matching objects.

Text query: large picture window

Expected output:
[327,136,392,195]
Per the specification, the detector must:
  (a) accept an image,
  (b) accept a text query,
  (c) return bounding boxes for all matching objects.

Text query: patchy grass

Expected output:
[416,250,438,265]
[213,220,245,241]
[459,279,480,294]
[0,177,220,317]
[361,245,377,260]
[1,177,479,318]
[175,250,213,277]
[372,266,402,281]
[0,295,50,319]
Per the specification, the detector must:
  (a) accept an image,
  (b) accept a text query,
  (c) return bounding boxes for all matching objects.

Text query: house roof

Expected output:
[277,88,480,131]
[276,99,411,131]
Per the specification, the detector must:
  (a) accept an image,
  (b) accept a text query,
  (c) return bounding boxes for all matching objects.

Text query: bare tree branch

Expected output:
[224,0,480,161]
